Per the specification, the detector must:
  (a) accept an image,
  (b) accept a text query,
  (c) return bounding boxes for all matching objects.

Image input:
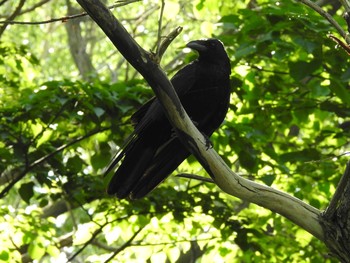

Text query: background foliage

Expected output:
[0,0,349,262]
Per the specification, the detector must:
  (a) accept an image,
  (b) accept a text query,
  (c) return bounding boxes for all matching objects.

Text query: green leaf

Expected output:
[261,174,275,186]
[234,43,257,60]
[46,245,60,257]
[39,198,49,208]
[289,60,321,81]
[23,231,36,244]
[28,242,45,260]
[18,182,35,204]
[280,149,320,163]
[294,36,318,53]
[238,148,258,173]
[36,129,53,147]
[329,78,350,105]
[66,155,83,173]
[91,151,110,170]
[0,250,9,261]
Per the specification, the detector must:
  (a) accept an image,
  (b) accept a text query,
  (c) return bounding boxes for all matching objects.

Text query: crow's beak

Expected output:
[186,40,208,52]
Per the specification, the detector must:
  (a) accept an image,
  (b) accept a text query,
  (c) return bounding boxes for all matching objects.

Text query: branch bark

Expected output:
[77,0,324,244]
[321,161,350,262]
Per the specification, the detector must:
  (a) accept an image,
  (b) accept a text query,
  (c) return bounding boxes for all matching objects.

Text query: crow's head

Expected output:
[186,38,229,67]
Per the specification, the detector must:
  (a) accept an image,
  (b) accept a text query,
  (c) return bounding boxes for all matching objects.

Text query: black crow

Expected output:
[106,38,231,199]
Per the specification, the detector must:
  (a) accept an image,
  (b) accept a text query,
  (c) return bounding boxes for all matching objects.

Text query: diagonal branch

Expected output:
[76,0,324,242]
[67,225,105,262]
[0,0,25,36]
[297,0,350,43]
[0,0,141,26]
[176,173,214,183]
[0,127,109,199]
[104,227,144,263]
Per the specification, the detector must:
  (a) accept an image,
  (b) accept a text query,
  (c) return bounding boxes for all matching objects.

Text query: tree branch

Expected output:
[0,0,141,26]
[324,161,350,219]
[0,0,25,37]
[0,127,109,198]
[320,161,350,261]
[297,0,350,43]
[67,227,104,262]
[155,0,166,57]
[76,0,324,242]
[104,227,144,263]
[176,173,214,183]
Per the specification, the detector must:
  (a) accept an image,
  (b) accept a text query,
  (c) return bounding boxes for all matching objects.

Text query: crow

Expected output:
[106,38,231,199]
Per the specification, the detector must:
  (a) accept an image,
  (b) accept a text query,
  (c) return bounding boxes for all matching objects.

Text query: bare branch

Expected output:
[155,0,166,59]
[329,34,350,55]
[104,227,144,263]
[67,228,103,262]
[297,0,350,43]
[0,127,109,199]
[176,173,214,183]
[0,0,25,37]
[16,0,52,17]
[0,0,141,26]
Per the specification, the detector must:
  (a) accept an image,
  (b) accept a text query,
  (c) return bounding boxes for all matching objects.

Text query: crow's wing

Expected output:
[130,136,190,199]
[106,62,198,198]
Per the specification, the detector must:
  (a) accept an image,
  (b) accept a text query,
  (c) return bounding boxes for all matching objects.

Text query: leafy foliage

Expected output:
[0,0,349,262]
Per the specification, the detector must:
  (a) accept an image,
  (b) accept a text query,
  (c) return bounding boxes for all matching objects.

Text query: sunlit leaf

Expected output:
[0,250,9,261]
[28,242,45,260]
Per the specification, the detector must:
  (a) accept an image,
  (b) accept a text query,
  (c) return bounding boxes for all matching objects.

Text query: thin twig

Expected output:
[65,216,129,262]
[131,236,219,247]
[0,0,25,36]
[176,173,214,183]
[29,100,72,147]
[0,127,109,199]
[104,227,144,263]
[328,34,350,54]
[156,0,166,57]
[0,0,141,26]
[90,240,117,252]
[67,225,105,262]
[14,0,52,17]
